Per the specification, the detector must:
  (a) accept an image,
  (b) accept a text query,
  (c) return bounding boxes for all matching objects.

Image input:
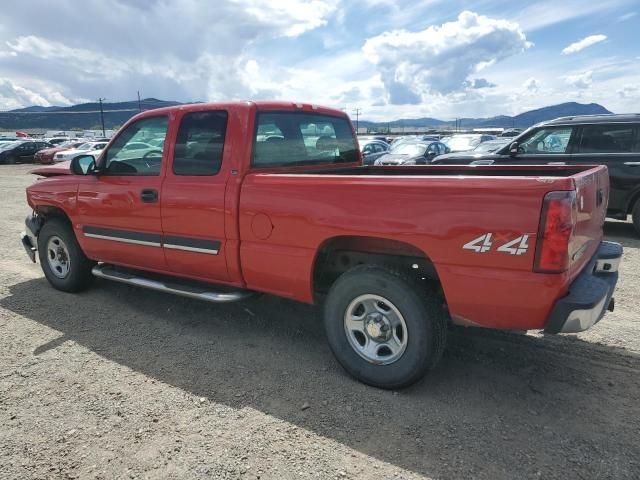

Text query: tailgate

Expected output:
[567,165,608,280]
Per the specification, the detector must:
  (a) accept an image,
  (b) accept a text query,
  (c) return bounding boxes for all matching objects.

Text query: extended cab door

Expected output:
[160,110,230,282]
[76,115,170,271]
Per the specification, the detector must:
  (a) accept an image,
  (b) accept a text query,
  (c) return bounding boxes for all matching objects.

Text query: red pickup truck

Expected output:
[21,101,622,388]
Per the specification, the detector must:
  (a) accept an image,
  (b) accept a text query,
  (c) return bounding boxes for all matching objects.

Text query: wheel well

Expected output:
[627,190,640,214]
[313,236,442,298]
[34,206,72,230]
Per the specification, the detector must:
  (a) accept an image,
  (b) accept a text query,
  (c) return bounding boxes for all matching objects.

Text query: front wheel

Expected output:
[324,265,447,389]
[37,218,95,292]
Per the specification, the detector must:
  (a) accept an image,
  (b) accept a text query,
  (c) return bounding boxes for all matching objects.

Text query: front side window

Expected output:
[103,116,168,176]
[173,111,228,176]
[253,112,358,167]
[576,124,637,153]
[519,127,573,154]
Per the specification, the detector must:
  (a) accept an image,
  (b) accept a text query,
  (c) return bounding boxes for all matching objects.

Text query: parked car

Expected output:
[35,140,87,164]
[53,142,108,163]
[432,114,640,233]
[433,138,511,162]
[500,128,523,137]
[21,101,621,389]
[374,140,449,165]
[0,140,53,164]
[360,139,390,165]
[444,134,496,153]
[46,138,73,146]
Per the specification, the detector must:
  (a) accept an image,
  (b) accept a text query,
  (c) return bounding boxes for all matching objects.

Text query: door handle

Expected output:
[140,189,158,203]
[624,162,640,166]
[547,162,566,165]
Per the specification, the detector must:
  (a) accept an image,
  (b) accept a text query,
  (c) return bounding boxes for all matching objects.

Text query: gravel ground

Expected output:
[1,164,639,480]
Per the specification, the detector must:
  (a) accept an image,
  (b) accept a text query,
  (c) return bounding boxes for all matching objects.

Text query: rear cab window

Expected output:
[253,112,358,167]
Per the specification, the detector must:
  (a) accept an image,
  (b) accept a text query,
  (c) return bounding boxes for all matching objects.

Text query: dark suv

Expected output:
[0,140,53,164]
[432,114,640,233]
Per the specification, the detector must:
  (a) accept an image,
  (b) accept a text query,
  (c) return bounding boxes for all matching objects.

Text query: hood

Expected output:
[30,160,73,177]
[376,153,417,164]
[37,146,66,155]
[432,152,500,163]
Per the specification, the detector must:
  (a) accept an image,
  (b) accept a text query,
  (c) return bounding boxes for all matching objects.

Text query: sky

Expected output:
[0,0,638,121]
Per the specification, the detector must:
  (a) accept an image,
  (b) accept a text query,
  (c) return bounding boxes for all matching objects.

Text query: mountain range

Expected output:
[358,102,612,130]
[0,99,612,131]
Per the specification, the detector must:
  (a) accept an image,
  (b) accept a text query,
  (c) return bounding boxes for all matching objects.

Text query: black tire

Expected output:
[37,218,95,292]
[632,200,640,236]
[324,265,447,389]
[5,155,17,165]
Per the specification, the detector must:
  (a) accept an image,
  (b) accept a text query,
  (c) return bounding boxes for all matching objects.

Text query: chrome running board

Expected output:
[92,264,253,303]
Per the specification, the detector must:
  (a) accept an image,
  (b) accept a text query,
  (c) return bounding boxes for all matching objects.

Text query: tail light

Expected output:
[534,191,577,273]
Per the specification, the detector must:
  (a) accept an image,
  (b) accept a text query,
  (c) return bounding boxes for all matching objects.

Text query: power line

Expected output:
[352,108,362,131]
[98,98,106,137]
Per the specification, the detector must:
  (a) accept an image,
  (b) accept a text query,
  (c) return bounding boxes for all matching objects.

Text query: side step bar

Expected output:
[92,264,253,303]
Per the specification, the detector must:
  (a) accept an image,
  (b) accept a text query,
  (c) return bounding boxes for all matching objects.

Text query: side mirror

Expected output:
[70,155,97,175]
[509,142,519,156]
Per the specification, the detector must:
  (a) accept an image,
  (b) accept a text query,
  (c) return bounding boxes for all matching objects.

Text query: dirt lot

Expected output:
[0,164,638,480]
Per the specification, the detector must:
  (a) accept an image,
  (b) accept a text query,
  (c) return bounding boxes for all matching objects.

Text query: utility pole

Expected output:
[98,97,106,137]
[352,108,362,132]
[137,91,142,112]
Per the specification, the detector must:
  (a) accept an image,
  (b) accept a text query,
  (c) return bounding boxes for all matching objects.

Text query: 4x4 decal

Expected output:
[463,233,530,255]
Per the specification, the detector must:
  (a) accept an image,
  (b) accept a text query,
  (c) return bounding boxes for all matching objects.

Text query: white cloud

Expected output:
[235,0,338,37]
[564,71,593,89]
[617,84,639,98]
[362,11,530,104]
[522,78,540,92]
[562,35,607,55]
[0,77,74,110]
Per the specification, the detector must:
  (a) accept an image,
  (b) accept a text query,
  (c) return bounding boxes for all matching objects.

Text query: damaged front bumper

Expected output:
[20,214,43,263]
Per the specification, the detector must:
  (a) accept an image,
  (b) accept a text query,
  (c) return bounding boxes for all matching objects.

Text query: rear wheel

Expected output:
[631,200,640,236]
[37,218,95,292]
[324,265,447,389]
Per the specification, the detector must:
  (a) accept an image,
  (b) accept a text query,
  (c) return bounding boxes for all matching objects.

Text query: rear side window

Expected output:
[173,111,228,176]
[576,124,638,153]
[253,112,358,167]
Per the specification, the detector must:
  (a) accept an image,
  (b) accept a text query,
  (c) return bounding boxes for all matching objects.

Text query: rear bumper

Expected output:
[545,241,622,334]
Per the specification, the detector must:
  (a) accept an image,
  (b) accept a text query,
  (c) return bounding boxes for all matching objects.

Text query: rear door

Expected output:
[76,115,170,271]
[571,123,640,215]
[160,110,230,282]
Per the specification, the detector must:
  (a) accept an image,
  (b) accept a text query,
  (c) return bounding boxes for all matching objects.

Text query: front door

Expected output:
[496,126,577,165]
[161,109,230,282]
[76,115,170,271]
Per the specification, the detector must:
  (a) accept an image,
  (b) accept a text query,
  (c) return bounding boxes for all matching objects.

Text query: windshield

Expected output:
[76,143,93,150]
[0,142,18,151]
[447,136,480,151]
[390,143,426,156]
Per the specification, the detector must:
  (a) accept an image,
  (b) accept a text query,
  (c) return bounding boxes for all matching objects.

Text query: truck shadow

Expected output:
[604,220,640,248]
[2,278,639,479]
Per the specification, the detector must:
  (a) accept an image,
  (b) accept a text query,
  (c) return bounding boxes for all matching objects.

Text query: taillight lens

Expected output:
[534,191,577,273]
